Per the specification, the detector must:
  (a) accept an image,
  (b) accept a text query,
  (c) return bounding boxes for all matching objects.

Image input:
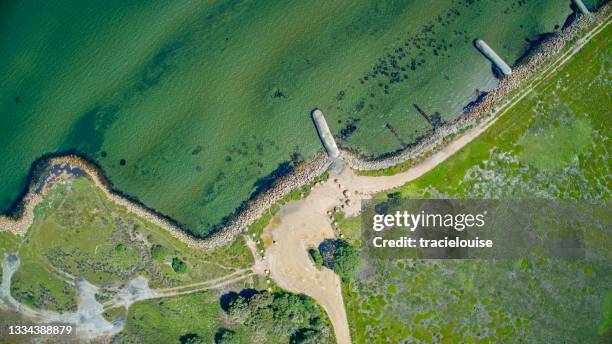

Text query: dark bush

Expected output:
[171,257,187,274]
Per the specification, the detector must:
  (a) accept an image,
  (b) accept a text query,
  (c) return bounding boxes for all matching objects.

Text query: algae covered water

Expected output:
[0,0,592,235]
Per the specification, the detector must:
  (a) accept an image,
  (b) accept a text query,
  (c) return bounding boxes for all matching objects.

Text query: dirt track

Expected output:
[0,8,607,344]
[262,14,611,344]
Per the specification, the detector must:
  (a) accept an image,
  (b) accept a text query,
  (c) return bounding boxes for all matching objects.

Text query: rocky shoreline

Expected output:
[1,4,609,249]
[0,152,330,249]
[342,4,610,171]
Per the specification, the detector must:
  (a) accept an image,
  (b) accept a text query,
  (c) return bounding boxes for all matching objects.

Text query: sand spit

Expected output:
[342,3,610,171]
[0,152,329,249]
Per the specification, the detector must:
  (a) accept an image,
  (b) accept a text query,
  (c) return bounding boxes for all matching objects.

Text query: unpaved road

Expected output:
[0,254,123,339]
[1,254,256,341]
[263,182,349,343]
[0,11,606,344]
[262,15,610,344]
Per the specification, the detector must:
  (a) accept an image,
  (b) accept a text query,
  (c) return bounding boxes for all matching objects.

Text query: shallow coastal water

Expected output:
[0,0,592,235]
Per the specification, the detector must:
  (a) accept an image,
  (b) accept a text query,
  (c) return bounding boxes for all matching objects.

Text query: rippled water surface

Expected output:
[0,0,595,235]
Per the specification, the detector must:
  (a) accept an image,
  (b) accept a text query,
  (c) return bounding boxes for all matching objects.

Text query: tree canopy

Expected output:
[332,240,361,282]
[222,291,333,343]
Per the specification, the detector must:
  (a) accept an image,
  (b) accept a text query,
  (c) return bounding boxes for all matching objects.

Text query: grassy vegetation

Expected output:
[222,290,335,344]
[0,176,334,343]
[123,292,224,343]
[356,158,417,177]
[332,212,362,244]
[0,0,577,236]
[318,240,362,283]
[119,289,333,343]
[599,292,612,336]
[10,259,77,313]
[121,288,336,343]
[340,22,612,343]
[392,24,612,200]
[2,177,252,312]
[308,248,324,269]
[102,306,126,323]
[0,232,20,277]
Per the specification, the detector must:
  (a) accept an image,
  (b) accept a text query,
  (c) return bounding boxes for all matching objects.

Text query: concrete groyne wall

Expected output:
[1,3,609,250]
[342,3,610,171]
[573,0,591,16]
[312,109,340,159]
[475,39,513,76]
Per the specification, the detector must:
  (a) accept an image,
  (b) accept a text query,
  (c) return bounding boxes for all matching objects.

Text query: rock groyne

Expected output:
[342,3,610,171]
[1,3,608,250]
[0,152,330,249]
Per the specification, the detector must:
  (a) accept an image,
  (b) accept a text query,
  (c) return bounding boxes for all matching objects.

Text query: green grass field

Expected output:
[1,176,252,312]
[0,0,584,236]
[339,22,612,343]
[0,176,334,343]
[123,288,335,344]
[123,291,226,343]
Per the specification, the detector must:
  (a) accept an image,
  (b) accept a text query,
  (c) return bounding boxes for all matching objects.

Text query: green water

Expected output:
[0,0,584,235]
